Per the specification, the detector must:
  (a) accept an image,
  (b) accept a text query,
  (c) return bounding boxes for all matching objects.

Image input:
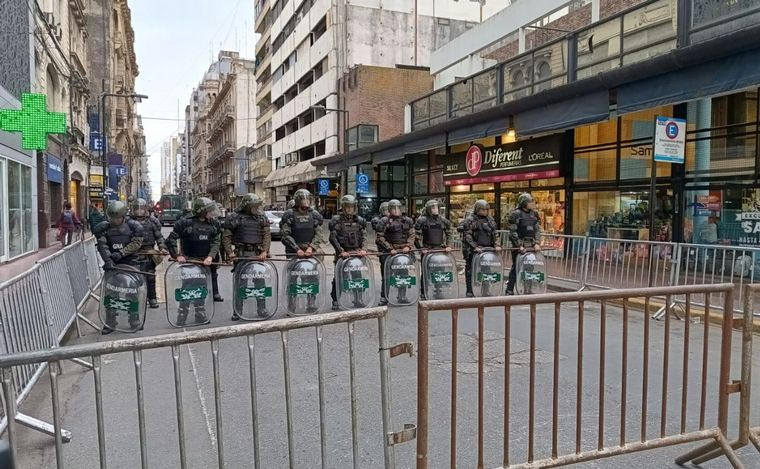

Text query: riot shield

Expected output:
[422,252,459,300]
[164,263,215,327]
[98,265,147,333]
[471,249,504,297]
[515,251,548,295]
[283,257,327,316]
[384,253,420,306]
[234,260,279,320]
[336,256,376,310]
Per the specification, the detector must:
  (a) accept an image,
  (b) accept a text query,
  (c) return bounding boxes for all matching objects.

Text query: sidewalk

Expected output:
[0,244,65,284]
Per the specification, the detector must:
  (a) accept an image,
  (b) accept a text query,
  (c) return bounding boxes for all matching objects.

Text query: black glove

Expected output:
[103,260,115,271]
[110,251,123,262]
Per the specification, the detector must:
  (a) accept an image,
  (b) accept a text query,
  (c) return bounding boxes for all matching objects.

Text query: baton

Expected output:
[168,259,231,267]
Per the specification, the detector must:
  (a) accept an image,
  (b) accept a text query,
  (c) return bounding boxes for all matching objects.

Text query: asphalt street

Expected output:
[11,227,760,468]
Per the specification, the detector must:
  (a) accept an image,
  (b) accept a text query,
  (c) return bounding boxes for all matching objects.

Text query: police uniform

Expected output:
[328,213,367,306]
[376,214,416,302]
[458,213,498,295]
[280,207,324,311]
[506,208,541,294]
[129,214,166,304]
[223,210,271,318]
[166,215,223,312]
[415,213,452,299]
[94,218,145,331]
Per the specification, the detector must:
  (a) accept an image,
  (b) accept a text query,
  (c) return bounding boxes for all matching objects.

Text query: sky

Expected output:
[130,0,256,200]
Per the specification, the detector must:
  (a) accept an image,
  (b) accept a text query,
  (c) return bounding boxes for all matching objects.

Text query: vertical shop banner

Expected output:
[653,116,686,164]
[46,154,63,183]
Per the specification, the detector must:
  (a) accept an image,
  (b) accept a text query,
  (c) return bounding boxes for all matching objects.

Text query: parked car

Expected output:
[266,211,283,239]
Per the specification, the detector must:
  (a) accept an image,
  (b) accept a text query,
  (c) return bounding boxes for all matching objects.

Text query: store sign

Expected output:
[693,193,721,217]
[47,154,63,183]
[356,173,370,194]
[318,178,330,196]
[653,116,686,164]
[444,134,562,186]
[0,93,66,150]
[739,191,760,246]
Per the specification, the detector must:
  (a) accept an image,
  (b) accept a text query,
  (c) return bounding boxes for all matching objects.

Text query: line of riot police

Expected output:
[93,189,547,335]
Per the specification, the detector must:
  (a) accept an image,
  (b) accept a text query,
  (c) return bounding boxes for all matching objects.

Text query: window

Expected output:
[345,125,378,152]
[619,107,673,179]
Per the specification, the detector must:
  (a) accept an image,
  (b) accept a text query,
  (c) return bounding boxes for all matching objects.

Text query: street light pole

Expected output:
[99,92,148,208]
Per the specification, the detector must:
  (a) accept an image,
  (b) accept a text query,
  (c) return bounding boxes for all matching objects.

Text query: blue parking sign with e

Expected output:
[114,166,127,177]
[357,173,370,194]
[318,178,330,196]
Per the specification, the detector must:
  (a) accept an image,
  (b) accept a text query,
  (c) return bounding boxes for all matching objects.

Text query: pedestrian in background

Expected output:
[88,202,105,232]
[57,202,82,247]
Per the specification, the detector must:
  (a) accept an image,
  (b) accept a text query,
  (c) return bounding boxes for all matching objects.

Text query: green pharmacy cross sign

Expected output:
[0,93,66,150]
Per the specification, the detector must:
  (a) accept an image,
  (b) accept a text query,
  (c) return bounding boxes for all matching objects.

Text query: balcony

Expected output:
[208,143,235,167]
[409,0,760,131]
[207,105,235,143]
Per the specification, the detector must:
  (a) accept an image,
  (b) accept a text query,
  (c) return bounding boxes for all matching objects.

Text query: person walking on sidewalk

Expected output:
[92,201,145,333]
[223,193,272,320]
[88,202,105,232]
[166,197,225,305]
[505,193,541,295]
[458,199,499,297]
[129,198,168,309]
[328,195,368,310]
[57,202,82,247]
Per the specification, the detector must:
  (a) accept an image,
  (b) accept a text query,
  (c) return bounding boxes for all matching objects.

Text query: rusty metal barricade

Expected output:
[416,284,750,468]
[0,307,416,469]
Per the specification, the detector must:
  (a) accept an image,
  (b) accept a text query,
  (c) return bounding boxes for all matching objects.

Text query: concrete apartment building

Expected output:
[255,0,511,206]
[188,51,257,206]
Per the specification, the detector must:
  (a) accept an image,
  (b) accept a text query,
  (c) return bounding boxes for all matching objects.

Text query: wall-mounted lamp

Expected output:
[504,115,517,143]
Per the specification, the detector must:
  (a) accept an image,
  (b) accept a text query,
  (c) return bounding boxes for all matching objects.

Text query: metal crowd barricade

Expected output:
[582,237,676,290]
[0,237,102,442]
[0,307,416,469]
[539,234,588,291]
[416,284,749,468]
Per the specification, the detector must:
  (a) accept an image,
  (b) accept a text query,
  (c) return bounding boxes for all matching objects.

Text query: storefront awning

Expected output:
[616,48,760,114]
[263,160,325,188]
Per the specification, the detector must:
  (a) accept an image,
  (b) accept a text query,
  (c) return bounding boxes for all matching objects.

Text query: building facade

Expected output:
[256,0,511,207]
[323,0,760,250]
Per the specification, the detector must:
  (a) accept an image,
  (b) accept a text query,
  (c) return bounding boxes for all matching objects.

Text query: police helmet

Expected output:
[238,193,263,213]
[474,200,490,214]
[130,198,149,217]
[517,193,534,209]
[287,199,296,210]
[192,197,217,217]
[293,189,312,209]
[424,199,440,216]
[106,201,128,223]
[341,194,357,215]
[388,199,402,216]
[379,202,389,216]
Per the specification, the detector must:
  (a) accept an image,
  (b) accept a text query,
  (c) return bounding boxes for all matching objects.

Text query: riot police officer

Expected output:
[129,198,168,309]
[329,195,368,310]
[506,193,541,295]
[280,189,323,313]
[376,199,415,305]
[223,193,271,320]
[280,189,323,256]
[93,201,145,333]
[371,202,389,233]
[458,199,499,297]
[166,197,224,311]
[415,199,452,300]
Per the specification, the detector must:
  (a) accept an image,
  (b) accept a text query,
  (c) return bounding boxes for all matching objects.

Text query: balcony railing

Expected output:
[208,143,235,166]
[409,0,760,131]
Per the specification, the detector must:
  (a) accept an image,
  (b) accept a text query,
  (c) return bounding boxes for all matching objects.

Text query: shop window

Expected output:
[449,192,496,228]
[685,91,758,177]
[575,118,617,146]
[411,153,428,173]
[429,171,444,194]
[574,148,616,182]
[684,188,760,246]
[573,190,673,242]
[7,161,33,258]
[500,190,565,234]
[413,173,428,194]
[449,184,471,193]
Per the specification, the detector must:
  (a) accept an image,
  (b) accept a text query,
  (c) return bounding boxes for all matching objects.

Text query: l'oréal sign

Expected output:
[443,134,562,185]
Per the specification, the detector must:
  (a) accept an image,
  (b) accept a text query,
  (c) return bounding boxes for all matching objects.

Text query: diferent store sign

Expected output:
[443,134,562,186]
